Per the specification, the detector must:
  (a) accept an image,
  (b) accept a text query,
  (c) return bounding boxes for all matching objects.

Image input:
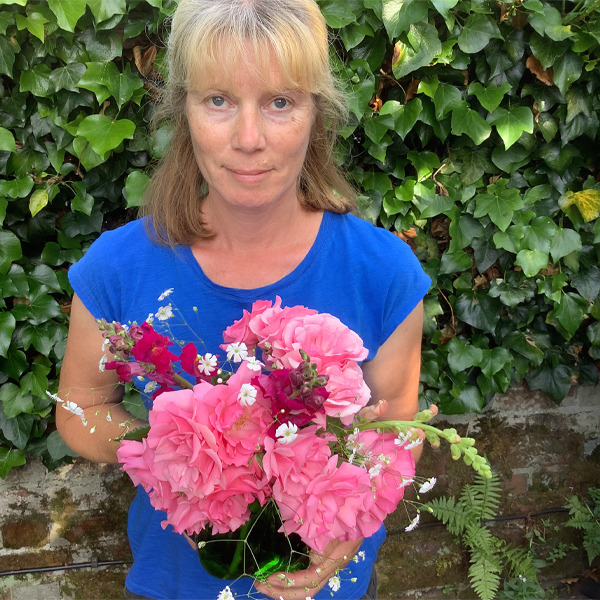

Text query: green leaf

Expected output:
[439,250,473,274]
[47,0,87,32]
[447,337,484,373]
[451,103,492,145]
[455,291,501,334]
[0,447,26,478]
[443,385,484,414]
[20,362,51,400]
[105,62,144,109]
[29,189,49,218]
[528,3,562,36]
[15,12,48,43]
[71,181,95,216]
[529,31,569,69]
[0,36,16,79]
[117,423,151,442]
[479,347,511,379]
[550,228,582,262]
[468,82,511,113]
[0,311,15,358]
[124,171,150,208]
[76,115,136,158]
[86,0,127,23]
[431,0,458,18]
[72,137,105,171]
[434,84,462,120]
[0,231,22,275]
[522,217,558,254]
[46,430,78,460]
[79,27,122,62]
[392,22,442,79]
[0,402,34,450]
[489,107,534,150]
[382,0,429,40]
[515,249,549,277]
[29,264,62,294]
[552,292,588,335]
[357,190,383,225]
[19,64,53,98]
[488,277,535,307]
[0,383,34,418]
[553,51,583,96]
[503,331,544,366]
[0,127,15,153]
[491,144,531,174]
[559,189,600,222]
[571,266,600,303]
[418,76,439,98]
[474,188,524,232]
[379,98,423,140]
[458,14,502,54]
[407,150,440,181]
[49,62,86,93]
[76,61,113,104]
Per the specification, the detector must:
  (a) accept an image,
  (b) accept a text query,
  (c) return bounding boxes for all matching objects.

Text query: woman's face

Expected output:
[185,47,314,216]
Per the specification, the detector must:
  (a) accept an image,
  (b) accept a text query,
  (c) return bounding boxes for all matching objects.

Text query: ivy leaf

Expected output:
[49,62,86,93]
[86,0,127,23]
[357,190,383,225]
[0,383,34,419]
[550,228,582,262]
[458,14,503,54]
[382,0,429,40]
[447,337,484,373]
[29,189,49,218]
[19,63,53,98]
[559,189,600,222]
[528,3,562,36]
[468,81,511,113]
[15,12,48,43]
[392,22,442,79]
[72,137,105,171]
[553,51,583,96]
[479,347,511,379]
[455,291,501,334]
[526,364,571,404]
[0,36,16,79]
[529,31,569,69]
[0,126,15,152]
[443,386,485,414]
[20,362,51,400]
[0,311,15,358]
[47,0,87,32]
[76,115,135,158]
[474,188,524,232]
[522,217,558,254]
[434,84,462,120]
[503,331,544,366]
[0,231,22,275]
[124,171,150,208]
[488,278,535,307]
[431,0,459,18]
[76,61,114,105]
[439,249,473,274]
[551,292,588,335]
[380,98,423,139]
[0,403,34,450]
[117,424,151,442]
[0,447,26,478]
[407,150,440,181]
[104,62,144,109]
[515,249,549,277]
[46,430,78,460]
[489,107,534,150]
[451,103,492,145]
[571,266,600,303]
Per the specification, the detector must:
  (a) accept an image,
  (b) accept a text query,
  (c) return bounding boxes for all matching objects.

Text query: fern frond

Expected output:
[583,526,600,565]
[497,540,538,581]
[468,555,502,600]
[565,496,593,529]
[471,472,502,522]
[425,496,469,536]
[464,523,502,564]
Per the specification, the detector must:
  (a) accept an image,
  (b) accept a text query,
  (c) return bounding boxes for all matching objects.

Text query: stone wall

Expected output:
[0,383,599,600]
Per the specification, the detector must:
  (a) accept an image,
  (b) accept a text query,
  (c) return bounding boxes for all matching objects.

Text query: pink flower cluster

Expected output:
[116,299,416,553]
[223,297,370,425]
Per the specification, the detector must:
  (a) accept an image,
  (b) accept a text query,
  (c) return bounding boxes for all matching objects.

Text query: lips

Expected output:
[227,168,271,183]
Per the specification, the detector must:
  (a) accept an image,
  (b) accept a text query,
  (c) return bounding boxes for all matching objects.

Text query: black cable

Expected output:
[0,507,574,578]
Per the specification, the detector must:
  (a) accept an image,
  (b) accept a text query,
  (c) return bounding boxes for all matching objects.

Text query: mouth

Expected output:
[227,168,272,182]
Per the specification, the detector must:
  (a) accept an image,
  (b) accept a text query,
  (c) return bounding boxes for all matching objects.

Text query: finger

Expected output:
[183,533,196,550]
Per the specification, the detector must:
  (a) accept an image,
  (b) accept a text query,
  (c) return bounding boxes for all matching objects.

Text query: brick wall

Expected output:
[1,383,599,600]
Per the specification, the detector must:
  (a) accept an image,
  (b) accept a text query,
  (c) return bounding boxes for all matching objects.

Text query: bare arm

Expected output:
[56,294,147,463]
[361,300,425,462]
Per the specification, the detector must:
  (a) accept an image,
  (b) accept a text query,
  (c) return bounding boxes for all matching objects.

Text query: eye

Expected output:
[209,96,226,108]
[272,97,289,110]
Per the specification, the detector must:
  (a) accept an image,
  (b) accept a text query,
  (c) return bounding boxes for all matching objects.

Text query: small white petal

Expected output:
[405,514,420,532]
[275,422,298,444]
[418,477,436,494]
[328,575,341,592]
[155,306,174,321]
[99,355,107,373]
[238,383,257,407]
[158,288,174,301]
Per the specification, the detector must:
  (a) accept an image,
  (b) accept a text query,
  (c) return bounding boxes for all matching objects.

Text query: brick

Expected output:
[11,583,60,600]
[505,472,529,495]
[1,518,48,549]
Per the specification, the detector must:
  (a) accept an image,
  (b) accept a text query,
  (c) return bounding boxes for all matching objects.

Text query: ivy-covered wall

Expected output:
[0,0,599,477]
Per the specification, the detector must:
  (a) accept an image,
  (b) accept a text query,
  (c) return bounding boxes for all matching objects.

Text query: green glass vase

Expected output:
[195,500,309,580]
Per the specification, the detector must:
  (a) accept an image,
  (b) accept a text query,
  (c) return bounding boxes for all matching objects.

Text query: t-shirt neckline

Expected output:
[179,210,333,300]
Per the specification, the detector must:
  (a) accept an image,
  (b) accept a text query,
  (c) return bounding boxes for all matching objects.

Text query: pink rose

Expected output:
[322,362,371,424]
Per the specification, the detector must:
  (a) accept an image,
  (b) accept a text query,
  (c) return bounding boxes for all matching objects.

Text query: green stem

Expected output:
[356,419,449,439]
[225,521,252,578]
[173,373,194,389]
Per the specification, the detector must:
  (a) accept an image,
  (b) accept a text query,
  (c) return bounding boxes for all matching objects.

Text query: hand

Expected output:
[357,398,388,421]
[253,538,363,599]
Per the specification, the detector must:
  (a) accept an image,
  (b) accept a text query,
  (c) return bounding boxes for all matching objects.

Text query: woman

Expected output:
[57,1,431,599]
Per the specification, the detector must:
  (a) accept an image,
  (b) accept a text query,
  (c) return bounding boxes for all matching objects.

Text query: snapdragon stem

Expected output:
[173,373,194,390]
[226,521,251,578]
[356,420,447,439]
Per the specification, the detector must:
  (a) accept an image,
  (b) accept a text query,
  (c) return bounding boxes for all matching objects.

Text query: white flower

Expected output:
[351,578,357,582]
[198,353,218,375]
[399,477,414,488]
[405,514,420,532]
[328,575,341,592]
[158,288,174,301]
[217,586,234,600]
[358,550,366,561]
[243,356,263,371]
[106,411,112,422]
[46,391,62,403]
[405,438,423,450]
[518,575,527,582]
[122,324,129,332]
[155,305,174,321]
[368,464,382,479]
[144,381,158,394]
[276,422,298,444]
[238,384,257,407]
[146,313,154,324]
[137,376,145,381]
[99,355,107,373]
[419,477,436,494]
[315,568,322,574]
[62,401,84,417]
[90,425,96,434]
[102,338,109,351]
[226,342,248,363]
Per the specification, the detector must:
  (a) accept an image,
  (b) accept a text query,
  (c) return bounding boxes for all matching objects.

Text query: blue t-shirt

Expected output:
[69,211,431,600]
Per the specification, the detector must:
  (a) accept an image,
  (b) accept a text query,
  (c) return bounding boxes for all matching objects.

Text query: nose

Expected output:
[232,106,266,153]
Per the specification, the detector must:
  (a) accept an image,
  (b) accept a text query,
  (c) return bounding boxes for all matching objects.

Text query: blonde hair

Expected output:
[140,0,357,246]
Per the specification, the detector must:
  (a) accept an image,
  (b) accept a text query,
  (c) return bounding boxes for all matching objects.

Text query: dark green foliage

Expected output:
[0,0,599,475]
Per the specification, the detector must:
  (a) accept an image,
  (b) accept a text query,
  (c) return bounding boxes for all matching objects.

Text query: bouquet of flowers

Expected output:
[89,293,490,592]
